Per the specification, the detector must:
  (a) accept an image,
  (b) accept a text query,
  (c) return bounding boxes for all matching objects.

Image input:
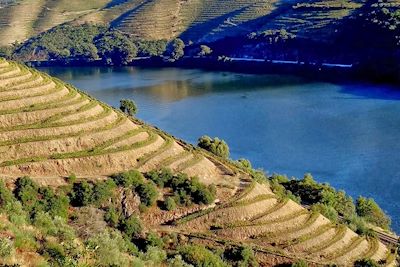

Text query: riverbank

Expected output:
[27,57,397,86]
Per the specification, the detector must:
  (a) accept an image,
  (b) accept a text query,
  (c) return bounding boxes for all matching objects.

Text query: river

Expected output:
[40,66,400,233]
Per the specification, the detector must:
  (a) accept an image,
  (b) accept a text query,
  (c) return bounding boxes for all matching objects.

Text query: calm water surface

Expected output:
[41,66,400,233]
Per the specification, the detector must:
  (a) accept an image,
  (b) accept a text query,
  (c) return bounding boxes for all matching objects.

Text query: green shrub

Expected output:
[120,98,138,116]
[144,232,164,249]
[311,203,338,222]
[142,246,167,265]
[92,179,117,206]
[66,174,77,184]
[43,241,67,266]
[0,181,14,210]
[356,197,391,229]
[86,231,130,266]
[120,215,143,239]
[291,259,308,267]
[70,181,93,207]
[163,197,176,211]
[104,206,120,228]
[198,135,230,158]
[170,38,185,60]
[0,237,13,258]
[136,182,158,207]
[224,246,258,267]
[178,244,229,267]
[112,170,144,188]
[14,176,39,211]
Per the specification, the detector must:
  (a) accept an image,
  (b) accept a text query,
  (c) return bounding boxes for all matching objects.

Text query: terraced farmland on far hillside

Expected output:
[2,0,400,45]
[0,58,397,266]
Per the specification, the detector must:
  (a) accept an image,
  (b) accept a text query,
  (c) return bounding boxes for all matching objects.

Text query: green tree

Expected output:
[136,182,158,207]
[112,170,144,188]
[120,215,143,239]
[291,259,308,267]
[163,197,176,211]
[120,99,138,116]
[70,181,93,207]
[95,30,138,65]
[198,135,230,158]
[356,197,391,229]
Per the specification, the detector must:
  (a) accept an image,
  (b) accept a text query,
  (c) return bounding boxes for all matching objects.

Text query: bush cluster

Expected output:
[198,135,230,158]
[146,168,217,207]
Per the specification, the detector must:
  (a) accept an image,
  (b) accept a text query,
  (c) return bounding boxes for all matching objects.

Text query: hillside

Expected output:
[0,58,397,266]
[2,0,400,46]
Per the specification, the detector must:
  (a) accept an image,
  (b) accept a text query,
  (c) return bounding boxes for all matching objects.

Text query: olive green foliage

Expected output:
[11,24,168,64]
[92,179,117,206]
[112,169,144,188]
[135,39,168,57]
[270,173,390,231]
[163,197,177,211]
[136,182,158,207]
[120,215,143,239]
[70,181,93,207]
[112,170,158,207]
[120,98,138,116]
[14,23,105,61]
[146,169,216,206]
[198,135,230,158]
[356,197,391,229]
[170,38,185,60]
[354,258,379,267]
[291,259,309,267]
[14,177,69,219]
[86,230,134,266]
[237,158,252,170]
[0,238,13,258]
[224,246,258,267]
[95,30,138,65]
[178,244,229,267]
[0,181,14,210]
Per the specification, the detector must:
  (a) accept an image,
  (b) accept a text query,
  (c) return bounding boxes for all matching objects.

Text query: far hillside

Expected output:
[2,0,400,46]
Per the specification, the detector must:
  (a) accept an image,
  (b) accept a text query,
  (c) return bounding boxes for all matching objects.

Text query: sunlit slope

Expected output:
[3,0,400,45]
[0,59,235,191]
[0,58,396,265]
[169,182,397,266]
[0,0,107,45]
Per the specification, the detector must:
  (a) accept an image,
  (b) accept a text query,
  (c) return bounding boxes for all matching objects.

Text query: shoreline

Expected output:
[27,57,399,87]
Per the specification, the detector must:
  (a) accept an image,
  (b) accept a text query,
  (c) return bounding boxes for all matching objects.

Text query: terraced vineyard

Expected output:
[0,58,237,191]
[171,182,397,266]
[0,58,397,265]
[2,0,400,45]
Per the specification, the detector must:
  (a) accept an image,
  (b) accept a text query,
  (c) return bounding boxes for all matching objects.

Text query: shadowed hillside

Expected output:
[0,58,397,266]
[2,0,400,46]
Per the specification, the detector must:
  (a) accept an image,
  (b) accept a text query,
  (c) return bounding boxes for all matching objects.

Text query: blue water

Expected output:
[41,66,400,233]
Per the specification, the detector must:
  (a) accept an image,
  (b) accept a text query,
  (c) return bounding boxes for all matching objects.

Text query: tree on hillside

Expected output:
[95,31,138,65]
[120,99,138,116]
[356,196,391,229]
[170,38,185,60]
[198,135,230,159]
